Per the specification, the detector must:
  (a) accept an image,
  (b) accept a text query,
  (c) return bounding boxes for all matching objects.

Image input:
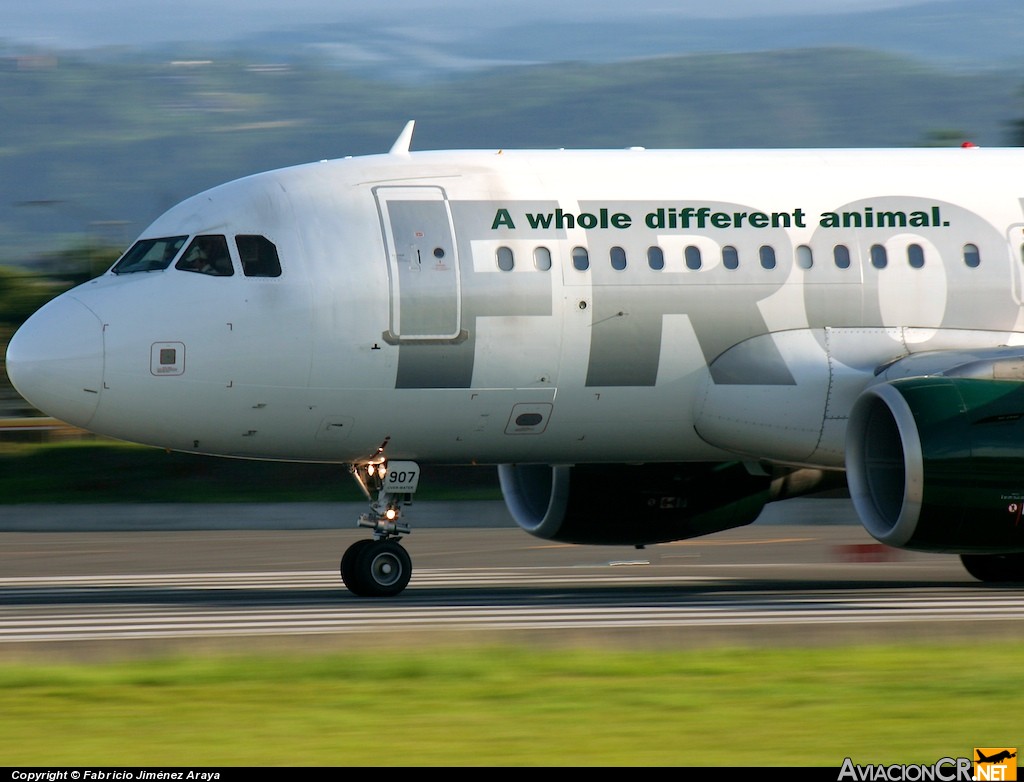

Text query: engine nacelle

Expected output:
[846,377,1024,552]
[497,462,773,545]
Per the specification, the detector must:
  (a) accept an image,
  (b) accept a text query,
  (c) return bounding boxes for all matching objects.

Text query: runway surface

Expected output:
[3,500,1024,656]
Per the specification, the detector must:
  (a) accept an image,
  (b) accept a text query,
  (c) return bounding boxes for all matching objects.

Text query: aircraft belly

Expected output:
[278,387,714,464]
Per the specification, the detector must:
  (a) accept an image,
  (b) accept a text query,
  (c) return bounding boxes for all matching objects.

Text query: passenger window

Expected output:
[572,246,590,271]
[610,246,627,271]
[176,235,233,276]
[685,245,702,270]
[647,246,664,271]
[963,243,981,268]
[834,245,851,269]
[870,244,887,269]
[496,246,514,271]
[534,246,552,271]
[112,235,187,274]
[907,244,925,268]
[759,245,776,270]
[796,245,813,269]
[722,246,739,270]
[236,235,282,277]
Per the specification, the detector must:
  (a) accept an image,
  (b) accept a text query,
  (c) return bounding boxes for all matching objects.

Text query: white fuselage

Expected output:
[8,146,1024,469]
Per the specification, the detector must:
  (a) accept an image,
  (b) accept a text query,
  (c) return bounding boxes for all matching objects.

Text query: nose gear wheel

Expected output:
[341,539,412,597]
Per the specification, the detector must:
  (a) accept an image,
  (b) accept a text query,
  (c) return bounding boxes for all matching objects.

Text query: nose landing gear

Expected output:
[341,461,419,597]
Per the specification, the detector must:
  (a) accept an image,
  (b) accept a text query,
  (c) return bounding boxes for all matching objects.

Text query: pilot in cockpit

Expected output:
[178,236,232,276]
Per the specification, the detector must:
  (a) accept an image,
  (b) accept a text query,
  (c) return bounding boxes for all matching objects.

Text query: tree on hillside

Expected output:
[0,266,60,326]
[0,240,119,328]
[919,129,975,147]
[39,239,122,286]
[1011,117,1024,146]
[1009,85,1024,145]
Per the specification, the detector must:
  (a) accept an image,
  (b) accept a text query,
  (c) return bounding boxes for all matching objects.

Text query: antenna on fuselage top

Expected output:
[389,120,416,156]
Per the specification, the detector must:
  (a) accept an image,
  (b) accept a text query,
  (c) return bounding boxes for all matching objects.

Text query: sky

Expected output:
[2,0,936,49]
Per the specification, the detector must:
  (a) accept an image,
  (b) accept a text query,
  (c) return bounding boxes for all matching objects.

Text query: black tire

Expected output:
[355,540,412,597]
[960,553,1024,583]
[340,539,374,595]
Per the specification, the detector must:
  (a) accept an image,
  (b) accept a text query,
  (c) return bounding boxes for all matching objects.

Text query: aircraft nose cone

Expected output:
[6,294,104,427]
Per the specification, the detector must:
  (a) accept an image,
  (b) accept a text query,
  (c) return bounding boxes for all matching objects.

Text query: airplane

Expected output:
[7,121,1024,597]
[977,751,1017,764]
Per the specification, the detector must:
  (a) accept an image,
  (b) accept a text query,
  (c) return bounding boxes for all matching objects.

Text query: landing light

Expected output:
[385,508,398,521]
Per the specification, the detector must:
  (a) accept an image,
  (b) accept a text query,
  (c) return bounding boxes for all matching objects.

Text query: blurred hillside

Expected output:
[1,46,1022,263]
[7,0,1024,79]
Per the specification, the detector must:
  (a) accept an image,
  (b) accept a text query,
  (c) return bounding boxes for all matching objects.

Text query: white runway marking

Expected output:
[1,569,1023,644]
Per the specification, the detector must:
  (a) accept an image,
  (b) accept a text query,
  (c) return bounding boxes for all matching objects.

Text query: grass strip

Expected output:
[0,643,1019,766]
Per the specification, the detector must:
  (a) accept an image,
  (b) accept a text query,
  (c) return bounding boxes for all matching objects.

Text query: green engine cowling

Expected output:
[846,376,1024,553]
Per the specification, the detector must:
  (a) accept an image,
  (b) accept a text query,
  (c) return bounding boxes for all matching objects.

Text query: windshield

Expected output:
[112,236,188,274]
[175,235,233,276]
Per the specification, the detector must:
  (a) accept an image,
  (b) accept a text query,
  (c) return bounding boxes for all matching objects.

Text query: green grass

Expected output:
[0,441,502,503]
[0,644,1019,766]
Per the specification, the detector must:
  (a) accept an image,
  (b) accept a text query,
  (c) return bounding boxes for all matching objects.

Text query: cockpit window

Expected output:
[111,236,187,274]
[176,235,234,276]
[236,235,282,277]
